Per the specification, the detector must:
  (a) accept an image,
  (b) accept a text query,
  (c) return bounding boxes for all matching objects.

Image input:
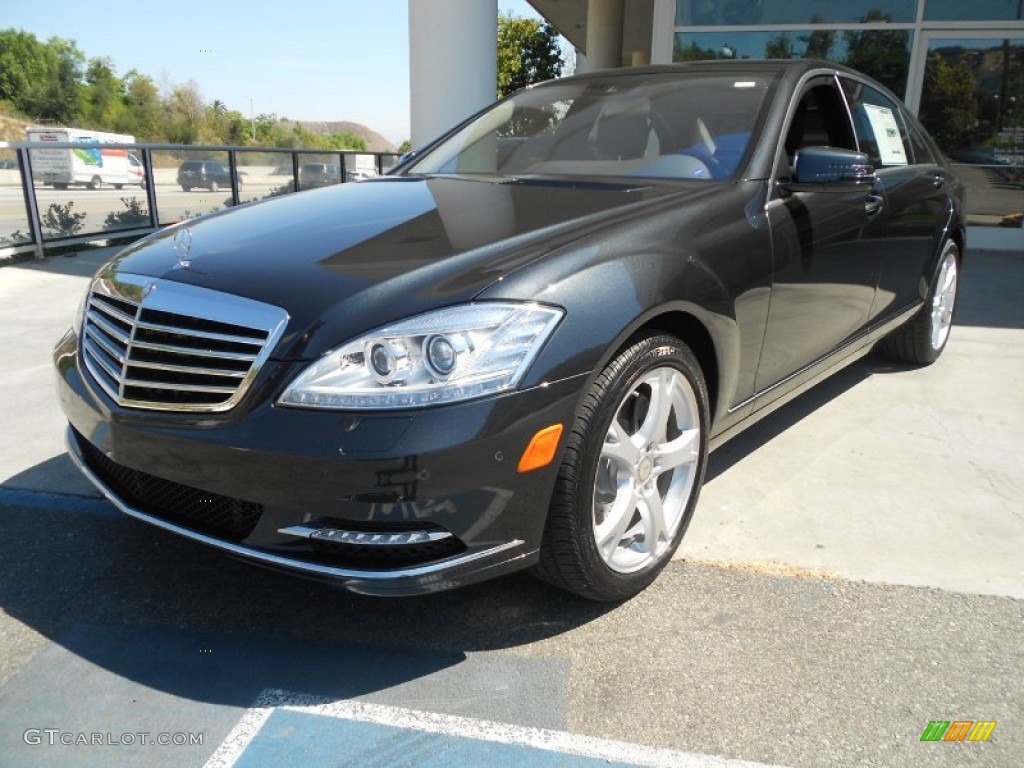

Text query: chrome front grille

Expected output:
[81,273,289,412]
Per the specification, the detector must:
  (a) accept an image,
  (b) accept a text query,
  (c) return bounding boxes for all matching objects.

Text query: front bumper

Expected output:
[55,329,586,595]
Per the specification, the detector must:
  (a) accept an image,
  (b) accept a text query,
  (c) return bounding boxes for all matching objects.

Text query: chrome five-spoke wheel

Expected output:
[880,239,960,366]
[534,333,709,601]
[930,248,958,352]
[594,367,701,573]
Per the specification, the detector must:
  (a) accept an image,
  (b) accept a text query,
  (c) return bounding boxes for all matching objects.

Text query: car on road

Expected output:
[176,160,238,192]
[56,61,964,600]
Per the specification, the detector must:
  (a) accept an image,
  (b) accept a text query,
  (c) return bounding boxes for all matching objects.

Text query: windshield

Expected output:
[406,72,775,182]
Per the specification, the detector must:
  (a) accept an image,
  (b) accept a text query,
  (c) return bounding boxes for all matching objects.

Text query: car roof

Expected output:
[561,59,861,82]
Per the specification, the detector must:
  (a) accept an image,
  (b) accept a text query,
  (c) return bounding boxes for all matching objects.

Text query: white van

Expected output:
[26,128,145,190]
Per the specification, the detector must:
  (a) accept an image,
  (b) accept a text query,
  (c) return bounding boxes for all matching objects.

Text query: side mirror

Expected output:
[783,147,875,193]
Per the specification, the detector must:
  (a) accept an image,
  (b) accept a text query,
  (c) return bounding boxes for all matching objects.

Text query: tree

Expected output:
[497,13,563,99]
[764,33,795,60]
[0,30,82,123]
[673,40,719,62]
[122,70,162,140]
[843,11,910,96]
[918,52,978,154]
[165,80,205,144]
[81,57,125,129]
[800,15,835,61]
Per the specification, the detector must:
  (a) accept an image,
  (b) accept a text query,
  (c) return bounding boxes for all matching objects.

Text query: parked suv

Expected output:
[177,161,237,192]
[299,163,341,189]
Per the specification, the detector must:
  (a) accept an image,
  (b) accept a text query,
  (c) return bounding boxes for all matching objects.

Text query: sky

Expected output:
[3,0,543,145]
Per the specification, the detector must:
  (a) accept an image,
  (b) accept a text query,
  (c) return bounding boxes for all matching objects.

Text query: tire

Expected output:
[532,333,709,601]
[88,176,101,190]
[53,183,68,190]
[879,240,960,365]
[181,185,191,192]
[209,181,219,192]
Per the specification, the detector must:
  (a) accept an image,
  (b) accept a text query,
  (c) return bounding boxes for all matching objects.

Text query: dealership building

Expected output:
[410,0,1024,248]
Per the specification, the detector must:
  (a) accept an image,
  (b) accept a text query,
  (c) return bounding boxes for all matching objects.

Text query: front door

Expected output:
[755,76,886,396]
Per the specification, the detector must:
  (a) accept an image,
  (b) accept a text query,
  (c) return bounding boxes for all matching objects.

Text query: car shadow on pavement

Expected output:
[6,245,123,278]
[706,356,877,483]
[0,496,615,710]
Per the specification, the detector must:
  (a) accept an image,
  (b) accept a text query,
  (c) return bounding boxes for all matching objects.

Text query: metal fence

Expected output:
[0,142,1021,261]
[0,142,402,260]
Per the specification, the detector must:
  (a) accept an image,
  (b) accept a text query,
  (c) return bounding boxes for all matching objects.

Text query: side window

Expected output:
[782,80,856,171]
[840,79,913,168]
[905,121,937,165]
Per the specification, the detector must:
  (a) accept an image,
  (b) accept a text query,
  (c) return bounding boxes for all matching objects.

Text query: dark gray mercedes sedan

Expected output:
[55,61,964,600]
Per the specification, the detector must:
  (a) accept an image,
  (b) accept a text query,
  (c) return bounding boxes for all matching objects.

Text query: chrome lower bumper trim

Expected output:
[64,426,528,590]
[278,523,453,546]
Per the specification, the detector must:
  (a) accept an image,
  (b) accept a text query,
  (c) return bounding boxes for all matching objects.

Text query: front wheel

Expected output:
[532,333,709,601]
[88,176,101,190]
[879,240,960,365]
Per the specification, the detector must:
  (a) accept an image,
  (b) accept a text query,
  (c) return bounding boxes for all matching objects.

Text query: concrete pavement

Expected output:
[0,244,1022,767]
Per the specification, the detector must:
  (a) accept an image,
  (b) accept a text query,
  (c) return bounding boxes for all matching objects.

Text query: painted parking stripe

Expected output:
[205,688,791,768]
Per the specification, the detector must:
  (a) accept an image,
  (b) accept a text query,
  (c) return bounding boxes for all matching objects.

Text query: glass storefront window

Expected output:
[920,37,1024,227]
[674,29,913,97]
[924,1,1024,22]
[676,0,917,26]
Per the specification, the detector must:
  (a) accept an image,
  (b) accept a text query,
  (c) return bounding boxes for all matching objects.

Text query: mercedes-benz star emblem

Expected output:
[173,226,194,269]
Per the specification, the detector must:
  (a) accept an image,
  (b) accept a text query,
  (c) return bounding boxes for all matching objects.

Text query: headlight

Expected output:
[278,302,563,409]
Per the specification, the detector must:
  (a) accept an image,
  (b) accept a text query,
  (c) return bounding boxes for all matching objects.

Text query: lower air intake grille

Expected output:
[76,430,262,541]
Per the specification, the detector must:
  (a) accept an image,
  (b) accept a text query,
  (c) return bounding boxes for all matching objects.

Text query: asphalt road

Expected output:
[0,497,1020,767]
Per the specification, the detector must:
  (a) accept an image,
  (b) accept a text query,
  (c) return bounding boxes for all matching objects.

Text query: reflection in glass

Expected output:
[235,151,295,204]
[297,154,343,191]
[921,37,1024,227]
[923,0,1024,22]
[676,0,917,26]
[345,153,382,182]
[0,149,32,248]
[153,150,232,225]
[674,29,913,97]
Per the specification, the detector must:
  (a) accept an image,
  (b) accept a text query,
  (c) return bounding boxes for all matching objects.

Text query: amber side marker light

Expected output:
[517,424,564,473]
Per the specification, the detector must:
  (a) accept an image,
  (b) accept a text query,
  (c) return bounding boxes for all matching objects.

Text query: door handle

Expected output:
[865,193,884,217]
[932,175,946,189]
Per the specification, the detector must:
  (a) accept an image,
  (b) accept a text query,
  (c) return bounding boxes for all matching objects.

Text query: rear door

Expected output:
[755,75,887,396]
[838,76,951,321]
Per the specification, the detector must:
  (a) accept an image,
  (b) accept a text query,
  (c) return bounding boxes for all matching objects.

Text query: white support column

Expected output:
[585,0,625,71]
[409,0,497,149]
[650,0,676,65]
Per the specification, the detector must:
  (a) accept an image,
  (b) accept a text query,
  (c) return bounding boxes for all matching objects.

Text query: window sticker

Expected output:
[862,103,908,166]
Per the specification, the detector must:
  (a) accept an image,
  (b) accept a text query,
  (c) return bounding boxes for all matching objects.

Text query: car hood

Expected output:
[105,175,704,358]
